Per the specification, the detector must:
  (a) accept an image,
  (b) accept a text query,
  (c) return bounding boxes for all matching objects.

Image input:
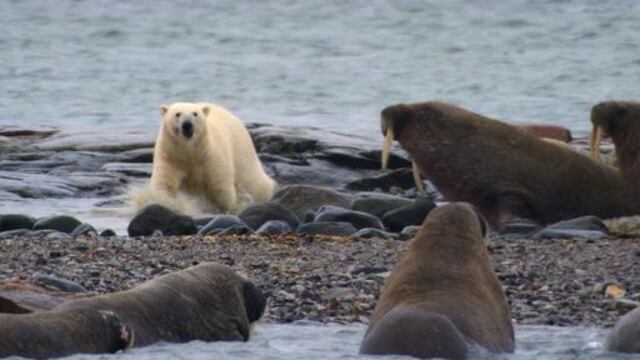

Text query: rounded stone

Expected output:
[127,204,197,237]
[238,201,299,230]
[33,215,83,234]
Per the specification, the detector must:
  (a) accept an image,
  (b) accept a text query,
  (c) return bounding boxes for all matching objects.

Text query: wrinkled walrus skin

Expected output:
[360,203,514,359]
[381,101,640,229]
[0,263,266,359]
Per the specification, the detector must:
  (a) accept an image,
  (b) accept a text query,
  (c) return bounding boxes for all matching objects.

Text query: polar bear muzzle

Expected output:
[181,120,194,139]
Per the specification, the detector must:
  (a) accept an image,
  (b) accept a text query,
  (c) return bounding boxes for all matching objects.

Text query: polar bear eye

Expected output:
[176,112,181,118]
[192,112,198,117]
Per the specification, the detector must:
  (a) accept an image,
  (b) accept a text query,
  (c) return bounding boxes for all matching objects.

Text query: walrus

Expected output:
[589,101,640,183]
[606,307,640,353]
[360,203,514,359]
[0,262,266,359]
[380,101,640,229]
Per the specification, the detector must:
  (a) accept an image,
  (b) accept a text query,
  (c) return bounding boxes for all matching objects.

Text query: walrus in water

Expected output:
[590,101,640,183]
[360,203,514,359]
[606,307,640,353]
[380,101,640,229]
[0,262,266,359]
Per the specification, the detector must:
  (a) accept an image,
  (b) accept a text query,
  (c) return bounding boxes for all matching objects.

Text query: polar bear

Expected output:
[143,102,277,214]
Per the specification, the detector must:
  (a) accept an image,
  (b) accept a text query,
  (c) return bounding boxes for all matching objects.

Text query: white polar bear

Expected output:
[146,102,277,214]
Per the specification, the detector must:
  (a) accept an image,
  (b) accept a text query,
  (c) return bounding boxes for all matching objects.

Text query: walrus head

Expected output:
[417,203,488,244]
[381,103,438,193]
[590,101,640,160]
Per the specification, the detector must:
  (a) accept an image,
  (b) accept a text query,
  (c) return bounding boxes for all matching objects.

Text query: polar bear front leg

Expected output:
[205,182,240,214]
[150,163,186,198]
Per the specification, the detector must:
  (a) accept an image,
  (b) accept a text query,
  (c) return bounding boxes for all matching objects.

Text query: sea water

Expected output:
[39,322,629,360]
[1,0,640,140]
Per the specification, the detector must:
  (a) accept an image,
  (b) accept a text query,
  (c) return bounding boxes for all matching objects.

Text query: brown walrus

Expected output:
[607,307,640,353]
[0,262,266,359]
[360,203,514,359]
[590,101,640,184]
[380,101,640,229]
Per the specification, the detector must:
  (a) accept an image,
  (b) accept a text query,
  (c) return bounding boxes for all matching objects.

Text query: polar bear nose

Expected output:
[181,121,194,139]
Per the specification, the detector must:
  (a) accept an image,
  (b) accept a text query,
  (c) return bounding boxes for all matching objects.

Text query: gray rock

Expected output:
[217,223,254,236]
[33,215,82,234]
[194,216,216,228]
[498,218,543,236]
[533,229,608,240]
[297,222,357,236]
[0,229,34,240]
[351,192,413,218]
[33,274,87,293]
[314,205,384,230]
[255,220,293,235]
[272,185,354,219]
[545,216,610,233]
[118,148,154,163]
[346,168,416,192]
[239,201,299,230]
[381,198,436,232]
[198,215,248,236]
[70,223,97,237]
[353,228,397,240]
[127,204,197,237]
[400,225,421,240]
[99,229,116,237]
[0,214,36,232]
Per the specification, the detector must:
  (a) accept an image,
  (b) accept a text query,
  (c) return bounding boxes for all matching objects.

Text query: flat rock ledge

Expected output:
[0,232,638,327]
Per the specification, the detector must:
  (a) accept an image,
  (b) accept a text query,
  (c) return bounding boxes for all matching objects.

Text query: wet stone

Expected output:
[350,192,413,218]
[99,229,116,238]
[255,220,292,236]
[0,214,36,232]
[127,204,197,237]
[217,224,253,236]
[353,228,397,241]
[297,222,357,236]
[33,215,82,234]
[314,205,384,230]
[70,223,97,237]
[198,215,248,236]
[239,201,299,231]
[33,274,87,293]
[381,198,436,232]
[272,185,354,219]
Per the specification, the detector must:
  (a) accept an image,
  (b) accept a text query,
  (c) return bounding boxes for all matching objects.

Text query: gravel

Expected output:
[1,233,638,327]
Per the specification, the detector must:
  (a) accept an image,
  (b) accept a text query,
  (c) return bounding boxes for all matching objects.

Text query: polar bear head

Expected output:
[160,103,210,141]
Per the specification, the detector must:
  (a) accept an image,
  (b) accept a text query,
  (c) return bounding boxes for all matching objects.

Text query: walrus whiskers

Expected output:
[381,127,394,170]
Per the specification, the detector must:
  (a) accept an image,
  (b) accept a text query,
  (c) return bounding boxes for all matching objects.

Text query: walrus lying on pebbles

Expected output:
[606,307,640,353]
[360,203,514,359]
[0,263,266,359]
[380,101,640,229]
[590,101,640,182]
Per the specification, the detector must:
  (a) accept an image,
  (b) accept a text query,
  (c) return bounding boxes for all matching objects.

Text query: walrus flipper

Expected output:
[360,306,468,360]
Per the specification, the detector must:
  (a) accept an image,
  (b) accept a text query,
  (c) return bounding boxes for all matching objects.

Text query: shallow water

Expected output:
[18,322,625,360]
[1,0,640,140]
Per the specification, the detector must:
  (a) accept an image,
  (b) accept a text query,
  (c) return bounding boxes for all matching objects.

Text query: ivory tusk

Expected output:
[412,161,426,195]
[381,127,394,170]
[589,125,602,160]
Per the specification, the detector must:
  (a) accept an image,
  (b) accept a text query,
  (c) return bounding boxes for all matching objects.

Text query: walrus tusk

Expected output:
[589,125,602,160]
[381,127,395,170]
[412,161,426,195]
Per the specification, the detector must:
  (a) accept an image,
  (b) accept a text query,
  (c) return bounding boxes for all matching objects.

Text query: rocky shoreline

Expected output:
[0,231,638,328]
[1,124,636,330]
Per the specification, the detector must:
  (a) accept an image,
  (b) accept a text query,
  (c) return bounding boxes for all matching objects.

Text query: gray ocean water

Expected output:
[33,322,626,360]
[1,0,640,140]
[2,1,640,359]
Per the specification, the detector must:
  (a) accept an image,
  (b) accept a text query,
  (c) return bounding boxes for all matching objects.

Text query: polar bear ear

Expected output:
[202,105,210,117]
[160,105,169,116]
